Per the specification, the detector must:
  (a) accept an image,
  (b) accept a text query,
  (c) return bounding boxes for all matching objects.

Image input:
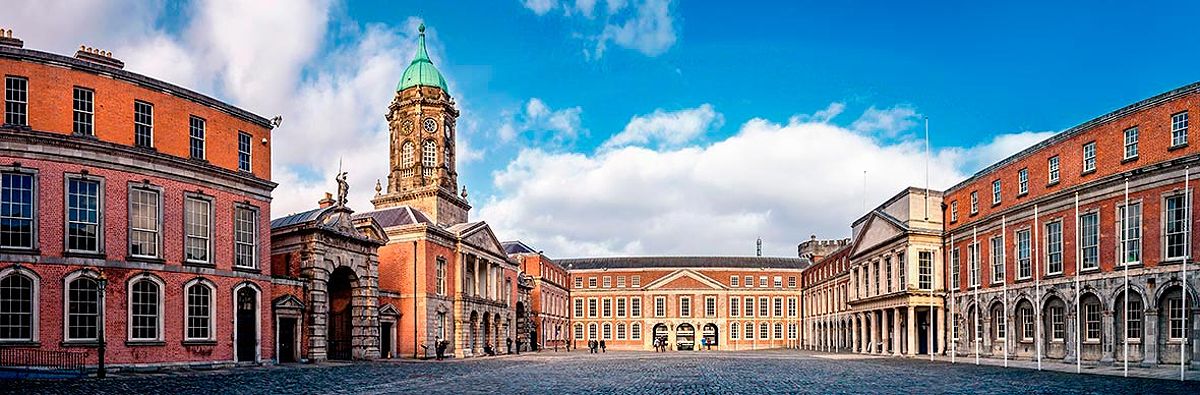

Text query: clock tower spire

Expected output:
[372,23,469,225]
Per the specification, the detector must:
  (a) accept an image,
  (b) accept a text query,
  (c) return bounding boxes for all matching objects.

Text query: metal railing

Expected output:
[0,348,89,378]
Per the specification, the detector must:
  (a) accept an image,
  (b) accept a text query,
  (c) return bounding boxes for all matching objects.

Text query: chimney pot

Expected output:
[318,192,336,208]
[0,28,22,48]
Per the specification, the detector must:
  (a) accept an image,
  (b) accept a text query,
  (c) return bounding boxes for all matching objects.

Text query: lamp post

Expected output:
[96,270,108,379]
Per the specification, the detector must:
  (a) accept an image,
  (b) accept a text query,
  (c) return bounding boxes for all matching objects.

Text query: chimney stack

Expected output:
[318,192,335,208]
[74,45,124,69]
[0,28,22,48]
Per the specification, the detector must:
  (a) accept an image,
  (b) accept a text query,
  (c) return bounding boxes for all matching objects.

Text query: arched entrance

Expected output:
[676,323,695,350]
[327,267,356,360]
[702,323,718,349]
[468,311,479,355]
[653,323,668,347]
[482,313,493,355]
[235,285,258,362]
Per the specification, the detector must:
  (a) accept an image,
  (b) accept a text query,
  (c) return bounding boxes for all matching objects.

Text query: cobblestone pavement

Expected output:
[6,350,1199,394]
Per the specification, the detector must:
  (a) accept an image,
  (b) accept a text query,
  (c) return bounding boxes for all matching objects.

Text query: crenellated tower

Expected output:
[371,24,470,225]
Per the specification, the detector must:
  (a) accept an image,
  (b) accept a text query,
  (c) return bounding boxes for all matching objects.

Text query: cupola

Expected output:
[397,24,448,93]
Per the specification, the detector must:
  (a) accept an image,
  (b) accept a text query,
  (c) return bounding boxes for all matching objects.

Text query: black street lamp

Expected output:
[96,270,108,379]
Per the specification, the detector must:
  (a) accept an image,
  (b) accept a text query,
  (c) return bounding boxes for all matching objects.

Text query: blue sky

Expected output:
[7,1,1200,257]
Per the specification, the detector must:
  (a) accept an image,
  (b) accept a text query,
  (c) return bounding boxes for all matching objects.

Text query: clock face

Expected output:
[423,118,438,133]
[401,120,414,135]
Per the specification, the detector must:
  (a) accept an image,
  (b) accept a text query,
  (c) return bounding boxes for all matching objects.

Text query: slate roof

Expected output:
[501,240,538,255]
[271,206,331,229]
[352,206,432,228]
[559,256,811,271]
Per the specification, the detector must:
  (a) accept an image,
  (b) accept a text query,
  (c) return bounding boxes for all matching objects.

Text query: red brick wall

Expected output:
[0,57,272,178]
[0,155,273,366]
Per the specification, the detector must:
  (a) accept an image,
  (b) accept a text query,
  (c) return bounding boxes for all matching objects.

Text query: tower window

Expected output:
[422,140,436,178]
[401,141,415,177]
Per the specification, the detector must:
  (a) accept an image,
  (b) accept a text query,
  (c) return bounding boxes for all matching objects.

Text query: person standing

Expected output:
[600,339,606,353]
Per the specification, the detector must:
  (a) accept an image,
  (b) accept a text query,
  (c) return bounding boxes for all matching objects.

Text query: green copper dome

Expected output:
[397,24,449,93]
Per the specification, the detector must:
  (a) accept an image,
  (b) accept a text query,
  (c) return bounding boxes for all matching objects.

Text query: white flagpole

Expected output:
[1035,204,1042,371]
[1123,180,1130,378]
[1080,192,1089,374]
[973,226,980,366]
[1003,215,1009,368]
[1183,166,1190,382]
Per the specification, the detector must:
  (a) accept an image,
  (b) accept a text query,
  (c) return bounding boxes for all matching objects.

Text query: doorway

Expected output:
[676,323,695,350]
[328,267,356,360]
[380,322,393,359]
[279,317,297,363]
[236,286,258,362]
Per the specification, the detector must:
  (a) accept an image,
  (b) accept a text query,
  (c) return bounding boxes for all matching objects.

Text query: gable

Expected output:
[852,214,905,256]
[645,269,726,291]
[460,222,506,258]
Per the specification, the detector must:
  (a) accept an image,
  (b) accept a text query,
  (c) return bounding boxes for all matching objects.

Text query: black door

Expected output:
[236,287,257,362]
[380,322,392,359]
[279,317,296,363]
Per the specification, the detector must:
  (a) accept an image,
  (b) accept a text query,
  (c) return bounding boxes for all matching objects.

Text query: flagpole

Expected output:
[1080,192,1089,374]
[1182,166,1190,382]
[973,226,979,366]
[1035,204,1042,371]
[1003,215,1009,368]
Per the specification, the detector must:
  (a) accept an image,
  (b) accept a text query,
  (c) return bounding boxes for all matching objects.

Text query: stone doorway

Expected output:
[327,266,356,360]
[235,286,258,362]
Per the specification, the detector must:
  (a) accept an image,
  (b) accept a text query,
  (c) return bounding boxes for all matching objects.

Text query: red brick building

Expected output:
[943,82,1199,367]
[0,31,276,371]
[505,241,570,350]
[561,256,809,351]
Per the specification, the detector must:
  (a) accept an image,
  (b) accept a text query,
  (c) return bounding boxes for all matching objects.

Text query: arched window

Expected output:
[760,323,769,339]
[0,268,37,341]
[588,323,597,340]
[401,141,414,177]
[744,322,754,339]
[422,140,437,178]
[574,323,583,340]
[616,323,626,340]
[774,323,783,339]
[602,323,612,340]
[64,272,102,342]
[185,279,215,341]
[630,323,641,340]
[128,274,163,341]
[730,322,739,339]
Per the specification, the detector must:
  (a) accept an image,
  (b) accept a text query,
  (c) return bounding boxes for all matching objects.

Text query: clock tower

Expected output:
[372,24,470,225]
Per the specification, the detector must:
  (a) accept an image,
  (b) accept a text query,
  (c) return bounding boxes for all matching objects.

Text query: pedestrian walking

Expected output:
[600,339,606,353]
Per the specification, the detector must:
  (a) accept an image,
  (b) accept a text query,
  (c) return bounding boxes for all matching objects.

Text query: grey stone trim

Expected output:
[0,129,276,200]
[0,254,274,281]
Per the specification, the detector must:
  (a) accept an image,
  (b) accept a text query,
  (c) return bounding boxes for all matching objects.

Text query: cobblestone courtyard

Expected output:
[7,350,1199,394]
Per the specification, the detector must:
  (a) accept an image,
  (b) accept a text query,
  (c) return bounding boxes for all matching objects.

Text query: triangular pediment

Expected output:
[273,295,305,311]
[457,222,506,258]
[852,212,907,256]
[644,270,726,291]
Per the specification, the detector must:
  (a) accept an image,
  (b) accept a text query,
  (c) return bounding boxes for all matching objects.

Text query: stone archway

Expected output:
[676,323,695,350]
[327,266,356,360]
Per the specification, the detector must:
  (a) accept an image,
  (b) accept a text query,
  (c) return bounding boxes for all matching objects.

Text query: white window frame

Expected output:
[630,297,641,318]
[1016,229,1031,279]
[705,296,716,317]
[1080,211,1099,270]
[72,86,94,136]
[133,100,154,148]
[127,273,164,342]
[655,296,666,317]
[1123,126,1138,160]
[679,296,691,317]
[602,297,612,318]
[1082,142,1096,173]
[237,131,252,173]
[1045,220,1063,274]
[233,204,259,269]
[127,184,163,259]
[0,266,39,342]
[992,180,1002,204]
[63,270,103,343]
[0,168,38,250]
[730,297,740,317]
[1018,168,1028,195]
[1118,201,1142,266]
[1048,156,1060,184]
[183,278,216,342]
[189,115,206,160]
[1171,111,1189,148]
[630,275,640,288]
[730,276,739,287]
[631,323,641,340]
[970,192,978,214]
[1163,193,1189,261]
[64,174,104,255]
[4,76,29,126]
[990,235,1004,284]
[950,200,958,222]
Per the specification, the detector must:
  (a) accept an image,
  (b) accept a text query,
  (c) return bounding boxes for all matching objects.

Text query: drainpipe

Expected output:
[413,240,418,359]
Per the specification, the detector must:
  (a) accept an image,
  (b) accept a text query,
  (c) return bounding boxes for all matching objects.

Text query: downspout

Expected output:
[413,240,418,359]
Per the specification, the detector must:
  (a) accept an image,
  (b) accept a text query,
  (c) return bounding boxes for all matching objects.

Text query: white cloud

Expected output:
[596,0,676,57]
[790,102,846,124]
[479,108,1052,257]
[499,98,585,145]
[601,104,722,149]
[518,0,679,58]
[850,105,919,139]
[2,0,163,55]
[939,130,1057,175]
[521,0,557,16]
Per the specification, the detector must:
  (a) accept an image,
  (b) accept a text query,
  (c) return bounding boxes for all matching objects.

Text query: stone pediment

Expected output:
[453,222,506,258]
[644,270,726,291]
[273,295,305,312]
[851,212,907,256]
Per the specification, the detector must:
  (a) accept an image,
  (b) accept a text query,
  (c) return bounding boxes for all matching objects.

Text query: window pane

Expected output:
[66,178,100,252]
[0,273,33,340]
[0,173,35,249]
